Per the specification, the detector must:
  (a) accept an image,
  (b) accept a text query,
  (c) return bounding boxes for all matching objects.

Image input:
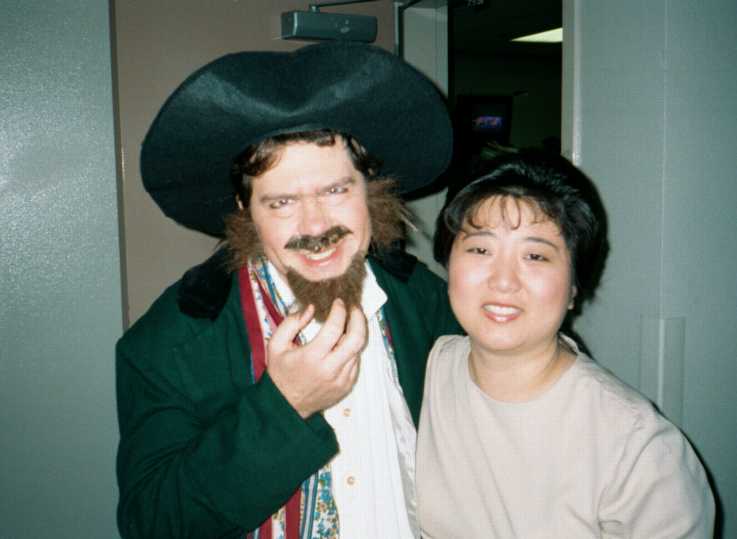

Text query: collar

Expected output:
[176,248,412,320]
[266,260,387,321]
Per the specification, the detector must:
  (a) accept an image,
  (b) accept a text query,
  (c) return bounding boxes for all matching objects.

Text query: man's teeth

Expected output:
[304,248,335,261]
[483,304,520,315]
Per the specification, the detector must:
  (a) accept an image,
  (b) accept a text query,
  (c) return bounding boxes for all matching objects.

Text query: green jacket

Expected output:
[116,257,460,539]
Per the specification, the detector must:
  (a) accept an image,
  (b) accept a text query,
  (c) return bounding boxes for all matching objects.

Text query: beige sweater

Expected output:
[416,335,714,539]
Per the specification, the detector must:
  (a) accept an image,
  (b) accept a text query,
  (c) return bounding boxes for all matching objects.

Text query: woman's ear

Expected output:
[568,286,578,310]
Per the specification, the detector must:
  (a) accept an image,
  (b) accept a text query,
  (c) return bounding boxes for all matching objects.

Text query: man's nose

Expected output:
[298,196,331,237]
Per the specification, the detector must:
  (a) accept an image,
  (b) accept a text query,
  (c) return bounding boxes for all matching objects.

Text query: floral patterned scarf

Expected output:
[239,259,340,539]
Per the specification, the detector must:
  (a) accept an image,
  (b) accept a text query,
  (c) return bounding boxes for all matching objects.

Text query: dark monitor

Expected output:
[455,95,513,146]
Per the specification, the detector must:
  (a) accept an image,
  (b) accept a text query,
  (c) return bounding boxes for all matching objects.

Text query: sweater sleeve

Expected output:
[115,300,338,538]
[598,406,715,538]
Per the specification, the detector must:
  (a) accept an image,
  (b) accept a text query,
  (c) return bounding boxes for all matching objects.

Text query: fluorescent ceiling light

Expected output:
[511,27,562,43]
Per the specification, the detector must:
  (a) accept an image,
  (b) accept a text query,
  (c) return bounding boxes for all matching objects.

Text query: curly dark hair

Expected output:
[230,129,381,206]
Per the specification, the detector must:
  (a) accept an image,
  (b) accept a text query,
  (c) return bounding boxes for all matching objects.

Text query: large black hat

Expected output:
[141,42,452,237]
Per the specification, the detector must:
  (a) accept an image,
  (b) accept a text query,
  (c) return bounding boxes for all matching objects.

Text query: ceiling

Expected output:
[451,0,562,57]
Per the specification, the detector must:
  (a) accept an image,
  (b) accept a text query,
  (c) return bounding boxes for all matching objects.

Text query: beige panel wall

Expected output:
[113,0,395,326]
[402,1,448,279]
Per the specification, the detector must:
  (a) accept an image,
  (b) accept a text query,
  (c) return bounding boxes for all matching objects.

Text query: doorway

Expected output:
[400,0,563,274]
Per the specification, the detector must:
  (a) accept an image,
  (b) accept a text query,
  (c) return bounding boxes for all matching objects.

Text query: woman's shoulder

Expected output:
[571,356,716,532]
[566,351,679,448]
[560,339,643,405]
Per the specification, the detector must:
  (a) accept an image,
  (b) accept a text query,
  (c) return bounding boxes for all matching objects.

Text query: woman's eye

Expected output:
[467,247,488,255]
[526,253,548,262]
[327,185,348,195]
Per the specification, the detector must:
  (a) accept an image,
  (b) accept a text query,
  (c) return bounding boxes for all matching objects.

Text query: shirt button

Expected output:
[343,408,351,417]
[346,475,356,486]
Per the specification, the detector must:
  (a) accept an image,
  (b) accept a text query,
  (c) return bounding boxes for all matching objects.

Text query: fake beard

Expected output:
[224,178,407,320]
[285,251,367,322]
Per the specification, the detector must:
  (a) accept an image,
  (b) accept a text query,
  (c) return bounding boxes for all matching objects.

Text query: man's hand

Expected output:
[266,299,367,418]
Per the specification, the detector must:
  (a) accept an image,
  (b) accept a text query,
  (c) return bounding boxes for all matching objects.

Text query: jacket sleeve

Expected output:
[408,262,462,341]
[115,296,338,539]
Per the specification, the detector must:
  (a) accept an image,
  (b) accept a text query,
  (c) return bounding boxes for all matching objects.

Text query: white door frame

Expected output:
[396,0,450,277]
[561,0,580,165]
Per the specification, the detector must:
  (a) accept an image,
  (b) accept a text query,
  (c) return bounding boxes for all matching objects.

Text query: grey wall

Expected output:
[1,1,122,538]
[567,1,737,535]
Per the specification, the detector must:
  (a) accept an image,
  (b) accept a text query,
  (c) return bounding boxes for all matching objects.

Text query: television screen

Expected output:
[472,114,505,134]
[456,95,513,146]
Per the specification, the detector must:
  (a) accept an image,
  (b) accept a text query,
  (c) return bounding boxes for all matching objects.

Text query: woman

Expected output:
[416,151,714,538]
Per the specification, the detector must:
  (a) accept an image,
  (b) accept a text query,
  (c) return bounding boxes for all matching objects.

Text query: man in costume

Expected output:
[116,42,460,539]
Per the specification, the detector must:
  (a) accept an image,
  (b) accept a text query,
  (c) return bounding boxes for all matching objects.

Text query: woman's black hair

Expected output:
[434,150,609,312]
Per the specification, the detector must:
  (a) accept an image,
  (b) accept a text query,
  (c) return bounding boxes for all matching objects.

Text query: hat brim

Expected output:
[140,42,452,237]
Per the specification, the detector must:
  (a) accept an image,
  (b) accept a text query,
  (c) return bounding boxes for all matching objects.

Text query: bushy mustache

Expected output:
[283,225,352,253]
[223,178,407,273]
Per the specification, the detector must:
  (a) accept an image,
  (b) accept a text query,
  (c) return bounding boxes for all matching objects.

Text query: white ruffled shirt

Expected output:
[267,261,419,539]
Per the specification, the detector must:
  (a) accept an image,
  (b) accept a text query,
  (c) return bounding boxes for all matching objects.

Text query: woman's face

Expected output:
[448,196,575,360]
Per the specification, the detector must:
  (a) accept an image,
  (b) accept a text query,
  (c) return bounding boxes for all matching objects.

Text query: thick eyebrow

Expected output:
[459,229,497,240]
[257,177,356,204]
[524,236,561,251]
[460,229,561,251]
[319,177,356,194]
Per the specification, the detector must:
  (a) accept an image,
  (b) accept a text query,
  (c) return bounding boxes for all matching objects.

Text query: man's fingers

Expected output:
[323,307,367,371]
[308,299,348,355]
[341,307,368,356]
[269,304,314,354]
[267,302,363,417]
[337,354,360,387]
